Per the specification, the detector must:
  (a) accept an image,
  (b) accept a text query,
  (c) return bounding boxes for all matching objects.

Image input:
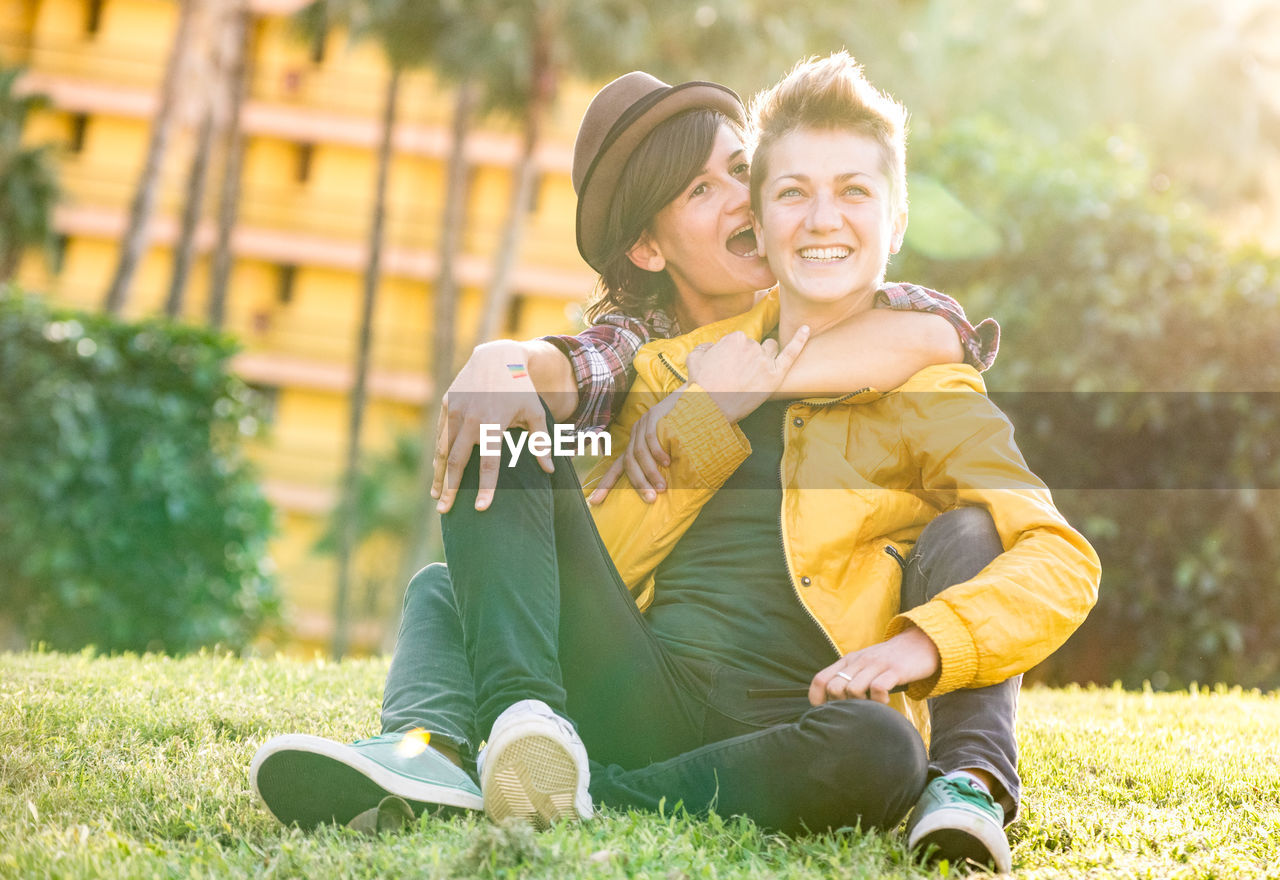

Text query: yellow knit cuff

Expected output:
[662,384,750,488]
[886,600,978,700]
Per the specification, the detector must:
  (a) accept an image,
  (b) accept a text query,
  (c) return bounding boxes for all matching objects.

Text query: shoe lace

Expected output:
[944,777,995,808]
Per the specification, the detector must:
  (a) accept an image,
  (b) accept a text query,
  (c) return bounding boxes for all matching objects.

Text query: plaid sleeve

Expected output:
[540,314,656,433]
[877,282,1001,371]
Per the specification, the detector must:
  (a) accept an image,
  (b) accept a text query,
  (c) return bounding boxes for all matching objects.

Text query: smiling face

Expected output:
[628,124,776,325]
[754,127,907,318]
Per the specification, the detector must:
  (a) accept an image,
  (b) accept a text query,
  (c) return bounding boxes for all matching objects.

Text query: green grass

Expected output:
[2,651,1278,879]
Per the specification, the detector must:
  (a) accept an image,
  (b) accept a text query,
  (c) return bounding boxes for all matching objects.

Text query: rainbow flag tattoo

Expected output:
[507,363,528,379]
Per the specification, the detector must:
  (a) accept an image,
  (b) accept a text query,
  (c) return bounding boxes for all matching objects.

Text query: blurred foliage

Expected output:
[0,289,280,653]
[314,432,422,557]
[644,0,1280,213]
[895,120,1280,689]
[0,66,60,282]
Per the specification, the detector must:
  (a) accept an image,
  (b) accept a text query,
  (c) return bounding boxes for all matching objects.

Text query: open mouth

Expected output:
[726,224,758,258]
[798,246,851,262]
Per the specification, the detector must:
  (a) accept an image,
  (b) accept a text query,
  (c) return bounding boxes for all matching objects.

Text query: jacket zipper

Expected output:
[656,352,687,385]
[805,388,870,408]
[778,401,842,659]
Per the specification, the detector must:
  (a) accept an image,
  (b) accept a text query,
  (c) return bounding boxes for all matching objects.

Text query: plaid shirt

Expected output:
[542,282,1000,433]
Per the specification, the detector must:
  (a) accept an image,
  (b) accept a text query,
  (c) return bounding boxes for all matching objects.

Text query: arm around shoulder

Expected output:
[776,309,963,397]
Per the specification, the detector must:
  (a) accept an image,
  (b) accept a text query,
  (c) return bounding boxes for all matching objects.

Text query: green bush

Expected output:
[899,120,1280,689]
[0,288,280,652]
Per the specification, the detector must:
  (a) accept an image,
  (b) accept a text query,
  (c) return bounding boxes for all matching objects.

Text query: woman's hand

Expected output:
[809,626,940,706]
[432,342,553,513]
[688,326,810,423]
[587,387,684,506]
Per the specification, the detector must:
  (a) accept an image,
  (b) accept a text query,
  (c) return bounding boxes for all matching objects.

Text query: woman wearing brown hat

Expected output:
[429,70,997,514]
[251,70,996,838]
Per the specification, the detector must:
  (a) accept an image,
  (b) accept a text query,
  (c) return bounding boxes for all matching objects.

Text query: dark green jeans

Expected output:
[379,438,995,834]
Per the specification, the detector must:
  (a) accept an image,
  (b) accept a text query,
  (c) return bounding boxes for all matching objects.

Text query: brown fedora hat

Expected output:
[573,71,744,273]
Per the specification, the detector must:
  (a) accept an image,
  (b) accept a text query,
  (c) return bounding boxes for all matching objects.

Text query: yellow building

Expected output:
[3,0,602,651]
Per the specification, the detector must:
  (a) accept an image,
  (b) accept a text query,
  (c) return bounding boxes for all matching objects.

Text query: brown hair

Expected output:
[748,51,908,217]
[583,109,740,323]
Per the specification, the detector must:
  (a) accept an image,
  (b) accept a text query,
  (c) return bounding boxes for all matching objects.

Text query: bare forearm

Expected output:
[521,339,578,421]
[776,310,962,396]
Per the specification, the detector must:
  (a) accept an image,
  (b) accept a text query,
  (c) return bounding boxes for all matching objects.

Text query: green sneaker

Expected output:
[250,732,482,828]
[906,775,1012,873]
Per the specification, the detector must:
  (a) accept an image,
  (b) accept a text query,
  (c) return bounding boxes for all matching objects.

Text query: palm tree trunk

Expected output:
[164,107,215,319]
[333,65,401,660]
[207,1,252,329]
[472,101,542,348]
[395,79,477,600]
[472,13,558,349]
[103,0,198,316]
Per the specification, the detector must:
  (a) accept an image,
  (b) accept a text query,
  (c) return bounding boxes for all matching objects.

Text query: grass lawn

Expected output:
[2,651,1278,879]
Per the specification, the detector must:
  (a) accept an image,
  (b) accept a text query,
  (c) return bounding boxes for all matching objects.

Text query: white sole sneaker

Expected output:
[250,733,483,828]
[479,700,592,829]
[909,804,1012,873]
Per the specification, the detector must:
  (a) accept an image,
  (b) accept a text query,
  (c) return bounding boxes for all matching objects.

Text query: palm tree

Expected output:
[395,1,649,588]
[467,1,558,349]
[166,0,246,320]
[0,67,60,284]
[331,64,401,659]
[467,0,650,349]
[103,0,199,316]
[163,109,214,319]
[207,0,253,329]
[397,77,476,593]
[294,0,453,658]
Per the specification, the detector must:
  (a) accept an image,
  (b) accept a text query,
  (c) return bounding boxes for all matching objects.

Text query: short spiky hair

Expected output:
[748,51,908,216]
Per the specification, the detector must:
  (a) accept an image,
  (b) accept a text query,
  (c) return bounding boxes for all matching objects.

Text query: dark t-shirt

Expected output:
[644,399,839,683]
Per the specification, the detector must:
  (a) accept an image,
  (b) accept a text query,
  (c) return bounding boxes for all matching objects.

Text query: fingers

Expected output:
[810,650,902,706]
[866,670,899,705]
[773,324,810,374]
[528,408,555,476]
[586,452,627,501]
[809,670,832,706]
[809,661,843,706]
[624,436,659,502]
[435,421,478,514]
[473,445,502,511]
[468,406,553,511]
[430,399,452,502]
[632,417,668,497]
[588,454,625,505]
[817,665,875,703]
[642,410,671,469]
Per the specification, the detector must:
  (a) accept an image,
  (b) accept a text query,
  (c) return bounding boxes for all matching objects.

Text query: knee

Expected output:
[403,562,453,609]
[805,701,928,830]
[919,508,1001,558]
[908,509,1003,600]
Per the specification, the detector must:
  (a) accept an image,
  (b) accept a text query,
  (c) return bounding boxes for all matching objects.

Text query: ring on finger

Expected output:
[834,671,854,683]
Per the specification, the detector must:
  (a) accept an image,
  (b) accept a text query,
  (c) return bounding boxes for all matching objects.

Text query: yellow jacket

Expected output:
[585,290,1100,738]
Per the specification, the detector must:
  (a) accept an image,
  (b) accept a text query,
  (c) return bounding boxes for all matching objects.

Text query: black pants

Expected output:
[381,440,1015,832]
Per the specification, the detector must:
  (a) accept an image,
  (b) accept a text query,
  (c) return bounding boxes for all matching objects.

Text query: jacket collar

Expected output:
[634,288,887,406]
[634,289,780,390]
